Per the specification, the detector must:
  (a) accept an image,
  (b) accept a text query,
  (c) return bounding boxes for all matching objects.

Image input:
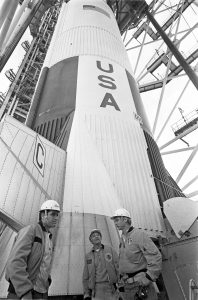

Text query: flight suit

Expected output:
[83,244,119,299]
[118,227,162,300]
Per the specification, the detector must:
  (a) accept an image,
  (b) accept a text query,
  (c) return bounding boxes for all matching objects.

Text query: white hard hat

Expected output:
[40,200,60,212]
[111,208,131,219]
[89,228,102,237]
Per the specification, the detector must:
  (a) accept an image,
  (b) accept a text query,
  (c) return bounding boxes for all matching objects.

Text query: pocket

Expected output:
[125,245,142,264]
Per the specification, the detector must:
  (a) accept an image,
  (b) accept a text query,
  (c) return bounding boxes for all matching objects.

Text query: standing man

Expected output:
[5,200,60,300]
[82,228,119,300]
[111,208,162,300]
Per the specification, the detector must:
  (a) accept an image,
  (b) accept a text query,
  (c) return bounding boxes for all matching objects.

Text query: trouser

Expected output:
[120,282,158,300]
[7,290,48,299]
[92,282,118,300]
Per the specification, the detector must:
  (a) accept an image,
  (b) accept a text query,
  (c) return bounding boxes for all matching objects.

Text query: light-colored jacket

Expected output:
[5,223,51,298]
[119,227,162,281]
[82,244,119,297]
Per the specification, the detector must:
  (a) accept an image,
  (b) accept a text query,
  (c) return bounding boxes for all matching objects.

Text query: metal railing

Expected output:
[189,279,198,300]
[171,109,198,134]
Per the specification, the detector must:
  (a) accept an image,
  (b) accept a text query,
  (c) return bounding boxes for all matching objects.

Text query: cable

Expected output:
[152,175,184,194]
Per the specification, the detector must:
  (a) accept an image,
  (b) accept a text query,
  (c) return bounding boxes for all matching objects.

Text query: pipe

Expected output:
[145,9,198,91]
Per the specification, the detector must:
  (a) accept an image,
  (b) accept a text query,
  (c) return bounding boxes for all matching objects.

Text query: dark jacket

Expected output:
[5,223,52,298]
[82,244,119,297]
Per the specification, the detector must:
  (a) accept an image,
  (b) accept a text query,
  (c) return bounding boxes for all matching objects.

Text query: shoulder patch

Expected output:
[105,253,112,262]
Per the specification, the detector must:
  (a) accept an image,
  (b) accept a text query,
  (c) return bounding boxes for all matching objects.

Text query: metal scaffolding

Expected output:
[0,0,63,123]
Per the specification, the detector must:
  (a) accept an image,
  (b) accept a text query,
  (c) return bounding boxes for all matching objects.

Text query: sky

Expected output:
[0,30,32,95]
[125,0,198,200]
[0,0,198,201]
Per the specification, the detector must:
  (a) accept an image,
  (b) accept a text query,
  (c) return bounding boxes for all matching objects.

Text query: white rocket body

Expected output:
[42,0,165,295]
[38,0,164,232]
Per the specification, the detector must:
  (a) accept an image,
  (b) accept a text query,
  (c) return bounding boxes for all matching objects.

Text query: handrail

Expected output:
[189,279,198,300]
[172,109,198,133]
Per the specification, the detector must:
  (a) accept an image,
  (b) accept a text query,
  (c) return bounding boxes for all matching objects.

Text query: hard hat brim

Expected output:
[89,229,102,240]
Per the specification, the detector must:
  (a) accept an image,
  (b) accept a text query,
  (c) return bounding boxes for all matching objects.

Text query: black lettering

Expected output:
[100,93,120,111]
[98,75,116,89]
[36,143,44,169]
[97,61,113,73]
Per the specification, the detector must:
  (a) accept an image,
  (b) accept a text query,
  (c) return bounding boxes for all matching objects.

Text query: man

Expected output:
[111,208,162,300]
[5,199,60,300]
[82,228,119,300]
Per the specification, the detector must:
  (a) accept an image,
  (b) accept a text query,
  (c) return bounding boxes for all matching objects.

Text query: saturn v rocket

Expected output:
[26,0,166,295]
[1,0,191,298]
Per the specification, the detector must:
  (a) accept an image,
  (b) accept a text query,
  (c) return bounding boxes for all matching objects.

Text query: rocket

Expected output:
[0,1,197,299]
[26,0,165,295]
[0,0,167,297]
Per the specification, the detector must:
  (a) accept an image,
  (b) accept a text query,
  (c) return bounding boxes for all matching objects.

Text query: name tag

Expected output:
[127,238,133,245]
[87,259,92,264]
[105,253,112,262]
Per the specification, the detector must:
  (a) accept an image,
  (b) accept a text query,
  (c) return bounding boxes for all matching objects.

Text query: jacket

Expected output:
[119,227,162,281]
[82,244,119,296]
[5,223,52,298]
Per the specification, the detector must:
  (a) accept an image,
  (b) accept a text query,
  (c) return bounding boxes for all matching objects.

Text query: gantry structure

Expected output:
[0,0,62,123]
[0,0,198,197]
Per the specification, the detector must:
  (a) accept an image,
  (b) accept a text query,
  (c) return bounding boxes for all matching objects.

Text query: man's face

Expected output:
[90,232,102,245]
[42,210,59,229]
[113,216,127,230]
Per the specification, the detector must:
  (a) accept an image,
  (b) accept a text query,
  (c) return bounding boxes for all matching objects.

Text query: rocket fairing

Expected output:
[27,0,166,295]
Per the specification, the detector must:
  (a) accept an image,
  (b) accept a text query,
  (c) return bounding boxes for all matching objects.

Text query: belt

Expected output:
[126,277,139,284]
[126,268,147,278]
[121,268,147,284]
[32,290,48,298]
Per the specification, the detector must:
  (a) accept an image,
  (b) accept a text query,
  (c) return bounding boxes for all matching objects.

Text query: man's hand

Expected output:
[84,295,91,300]
[84,290,91,299]
[134,272,150,286]
[21,290,32,299]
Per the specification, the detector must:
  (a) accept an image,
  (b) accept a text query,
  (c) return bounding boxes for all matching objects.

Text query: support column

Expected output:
[145,9,198,91]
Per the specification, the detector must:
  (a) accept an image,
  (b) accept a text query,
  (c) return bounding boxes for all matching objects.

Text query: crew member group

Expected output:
[5,203,162,300]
